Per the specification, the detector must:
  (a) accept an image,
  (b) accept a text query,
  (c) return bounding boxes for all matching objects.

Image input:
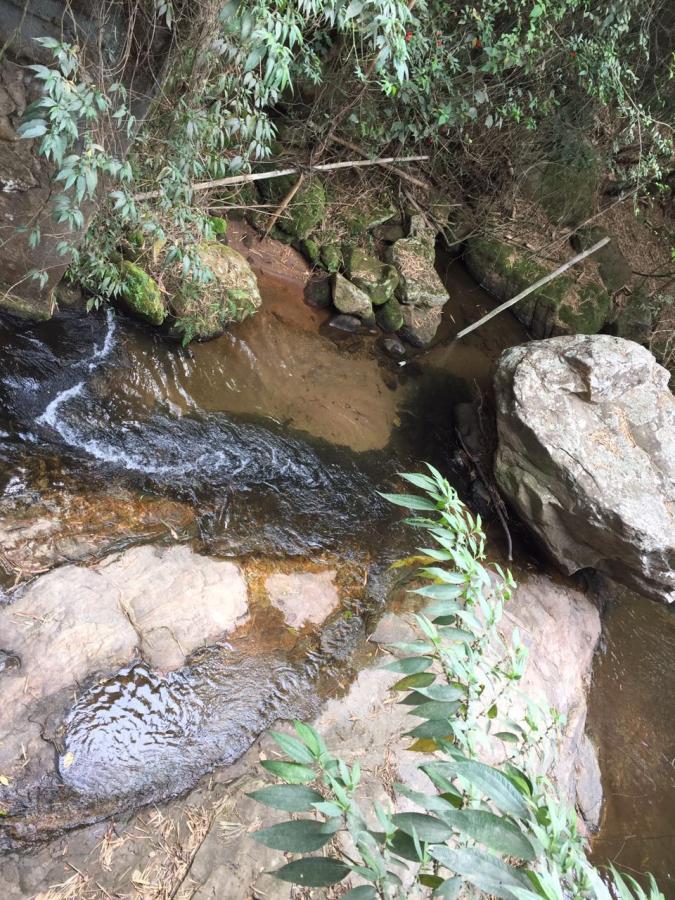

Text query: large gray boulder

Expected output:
[494,335,675,603]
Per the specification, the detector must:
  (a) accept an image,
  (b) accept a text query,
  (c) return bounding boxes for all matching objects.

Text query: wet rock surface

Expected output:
[0,569,602,897]
[494,335,675,603]
[265,569,339,627]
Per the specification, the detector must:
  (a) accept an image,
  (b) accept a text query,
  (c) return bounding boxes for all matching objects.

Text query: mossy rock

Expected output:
[0,291,54,320]
[117,260,166,326]
[570,226,632,293]
[332,273,373,319]
[345,247,398,305]
[258,175,326,240]
[465,237,611,338]
[344,203,397,237]
[298,238,321,265]
[319,243,342,273]
[376,297,404,332]
[169,242,262,343]
[388,227,448,309]
[208,216,228,237]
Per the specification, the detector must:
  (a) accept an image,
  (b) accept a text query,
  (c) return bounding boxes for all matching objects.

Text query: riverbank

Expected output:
[0,237,673,895]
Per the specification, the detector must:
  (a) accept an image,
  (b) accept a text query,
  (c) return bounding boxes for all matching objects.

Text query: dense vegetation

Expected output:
[250,468,664,898]
[18,0,673,311]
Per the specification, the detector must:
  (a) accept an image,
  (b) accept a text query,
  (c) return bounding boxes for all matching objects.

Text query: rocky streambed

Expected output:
[0,248,672,896]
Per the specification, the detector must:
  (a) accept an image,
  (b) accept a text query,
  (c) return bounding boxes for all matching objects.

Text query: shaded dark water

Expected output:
[588,588,675,892]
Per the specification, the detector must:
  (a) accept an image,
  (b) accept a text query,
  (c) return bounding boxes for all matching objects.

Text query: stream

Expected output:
[0,252,673,890]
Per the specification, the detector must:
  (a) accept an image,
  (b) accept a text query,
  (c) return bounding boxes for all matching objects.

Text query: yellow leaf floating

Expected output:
[0,775,10,786]
[62,751,75,769]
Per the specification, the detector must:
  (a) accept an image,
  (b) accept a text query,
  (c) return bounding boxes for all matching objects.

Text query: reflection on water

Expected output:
[588,586,675,891]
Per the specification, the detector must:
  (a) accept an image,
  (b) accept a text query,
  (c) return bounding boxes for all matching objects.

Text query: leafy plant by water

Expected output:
[14,1,673,310]
[250,466,663,899]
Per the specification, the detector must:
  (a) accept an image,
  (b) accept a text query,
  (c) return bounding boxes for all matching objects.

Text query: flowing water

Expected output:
[0,256,673,885]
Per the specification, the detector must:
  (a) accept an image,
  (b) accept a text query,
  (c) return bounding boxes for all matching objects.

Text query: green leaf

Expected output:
[494,732,519,743]
[420,598,462,617]
[442,810,537,860]
[405,719,456,740]
[260,760,316,783]
[392,672,436,691]
[269,731,316,764]
[247,784,324,812]
[294,721,324,757]
[429,846,532,899]
[420,874,444,888]
[255,819,334,852]
[379,492,439,510]
[412,684,466,702]
[388,828,427,861]
[381,656,432,674]
[272,857,350,887]
[433,759,530,819]
[409,700,462,720]
[391,812,454,843]
[17,119,47,139]
[434,876,463,898]
[343,888,377,900]
[244,45,266,73]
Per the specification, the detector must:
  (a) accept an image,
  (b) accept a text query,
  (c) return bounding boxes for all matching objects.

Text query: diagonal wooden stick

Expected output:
[131,155,429,201]
[455,237,610,340]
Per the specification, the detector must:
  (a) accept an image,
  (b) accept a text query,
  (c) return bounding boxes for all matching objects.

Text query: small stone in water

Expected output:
[304,276,332,309]
[328,314,362,333]
[382,337,407,360]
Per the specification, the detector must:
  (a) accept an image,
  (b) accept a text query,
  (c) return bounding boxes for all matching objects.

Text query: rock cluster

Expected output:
[493,334,675,603]
[327,215,450,347]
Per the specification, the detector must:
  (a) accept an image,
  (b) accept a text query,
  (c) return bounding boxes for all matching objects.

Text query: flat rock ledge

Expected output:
[494,335,675,603]
[0,544,249,778]
[1,571,602,899]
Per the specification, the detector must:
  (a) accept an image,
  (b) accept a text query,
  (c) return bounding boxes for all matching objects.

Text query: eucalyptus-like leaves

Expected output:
[251,467,663,900]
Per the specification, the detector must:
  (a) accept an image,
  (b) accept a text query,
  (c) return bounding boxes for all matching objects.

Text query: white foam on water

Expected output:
[88,307,117,369]
[37,381,85,428]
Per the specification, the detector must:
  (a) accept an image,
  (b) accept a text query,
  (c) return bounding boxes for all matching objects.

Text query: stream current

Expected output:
[0,260,673,888]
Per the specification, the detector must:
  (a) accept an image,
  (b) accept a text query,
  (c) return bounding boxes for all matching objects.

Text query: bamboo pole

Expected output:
[455,237,611,340]
[331,136,431,190]
[131,155,429,201]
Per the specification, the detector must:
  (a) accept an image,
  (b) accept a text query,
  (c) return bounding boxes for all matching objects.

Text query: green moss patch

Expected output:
[465,237,611,337]
[118,261,166,326]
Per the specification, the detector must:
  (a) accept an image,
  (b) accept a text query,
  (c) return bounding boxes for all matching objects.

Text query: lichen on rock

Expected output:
[170,241,262,343]
[389,222,448,309]
[332,272,373,319]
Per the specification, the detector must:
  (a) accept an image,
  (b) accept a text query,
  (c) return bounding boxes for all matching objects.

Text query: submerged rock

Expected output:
[328,313,363,333]
[170,241,262,341]
[494,335,675,603]
[332,272,373,319]
[0,545,250,779]
[265,570,340,628]
[465,236,611,338]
